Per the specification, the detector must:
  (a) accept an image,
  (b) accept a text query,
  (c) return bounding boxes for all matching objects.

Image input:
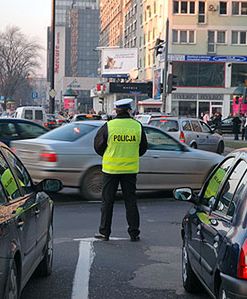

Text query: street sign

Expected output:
[32,91,38,99]
[49,89,57,98]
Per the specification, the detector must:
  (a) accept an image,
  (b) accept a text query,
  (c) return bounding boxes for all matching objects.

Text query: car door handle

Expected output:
[152,155,160,158]
[196,224,201,236]
[17,220,24,228]
[213,235,219,248]
[35,209,40,216]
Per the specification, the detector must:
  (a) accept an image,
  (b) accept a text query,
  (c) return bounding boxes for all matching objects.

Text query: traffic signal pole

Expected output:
[161,18,169,113]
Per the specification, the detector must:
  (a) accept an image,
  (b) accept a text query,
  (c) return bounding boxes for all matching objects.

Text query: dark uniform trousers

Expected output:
[99,173,140,238]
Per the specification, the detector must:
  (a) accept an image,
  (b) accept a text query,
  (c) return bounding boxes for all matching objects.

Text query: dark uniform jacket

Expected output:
[94,112,148,157]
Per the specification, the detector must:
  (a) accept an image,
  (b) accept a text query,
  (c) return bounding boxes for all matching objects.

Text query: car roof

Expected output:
[0,117,48,128]
[149,116,203,121]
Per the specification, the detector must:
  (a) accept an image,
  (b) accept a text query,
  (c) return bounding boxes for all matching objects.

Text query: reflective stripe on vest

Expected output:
[102,118,141,174]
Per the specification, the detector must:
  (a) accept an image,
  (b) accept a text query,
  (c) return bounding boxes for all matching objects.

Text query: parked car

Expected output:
[11,121,223,201]
[13,106,48,127]
[0,118,49,146]
[69,113,102,122]
[149,116,225,154]
[210,116,234,134]
[0,141,62,299]
[174,149,247,299]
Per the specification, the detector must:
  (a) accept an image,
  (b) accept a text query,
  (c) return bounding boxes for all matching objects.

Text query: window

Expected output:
[144,127,182,151]
[24,110,33,120]
[172,30,195,44]
[173,1,195,14]
[208,30,226,44]
[231,63,247,86]
[40,123,96,142]
[182,120,192,131]
[216,160,247,217]
[217,31,226,43]
[191,120,202,132]
[200,121,212,133]
[201,157,235,204]
[2,148,33,195]
[232,31,247,45]
[198,1,205,23]
[173,62,225,87]
[232,1,247,15]
[0,123,18,138]
[17,123,47,139]
[149,120,179,132]
[219,2,227,14]
[0,152,21,200]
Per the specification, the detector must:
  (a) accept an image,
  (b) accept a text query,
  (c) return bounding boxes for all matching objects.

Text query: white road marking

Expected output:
[71,237,128,299]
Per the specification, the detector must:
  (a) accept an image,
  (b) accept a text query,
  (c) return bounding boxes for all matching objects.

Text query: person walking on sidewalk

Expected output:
[94,98,148,241]
[232,114,242,140]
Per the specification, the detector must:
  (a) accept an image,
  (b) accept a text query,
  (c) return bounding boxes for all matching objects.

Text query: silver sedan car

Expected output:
[11,121,224,200]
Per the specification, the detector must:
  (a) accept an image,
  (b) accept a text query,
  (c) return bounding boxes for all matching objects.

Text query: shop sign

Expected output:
[168,54,247,63]
[172,93,197,100]
[198,94,224,100]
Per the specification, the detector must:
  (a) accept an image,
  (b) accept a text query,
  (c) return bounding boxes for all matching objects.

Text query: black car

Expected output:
[0,118,49,146]
[174,149,247,299]
[0,142,62,298]
[211,117,234,134]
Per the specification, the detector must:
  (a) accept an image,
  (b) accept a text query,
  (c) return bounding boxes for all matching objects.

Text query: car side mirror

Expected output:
[173,187,193,201]
[36,179,63,193]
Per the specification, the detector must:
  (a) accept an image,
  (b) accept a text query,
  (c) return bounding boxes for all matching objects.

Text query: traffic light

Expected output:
[155,38,164,56]
[167,74,178,94]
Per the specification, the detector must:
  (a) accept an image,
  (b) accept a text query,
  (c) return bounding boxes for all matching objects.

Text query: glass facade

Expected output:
[173,62,225,87]
[231,63,247,86]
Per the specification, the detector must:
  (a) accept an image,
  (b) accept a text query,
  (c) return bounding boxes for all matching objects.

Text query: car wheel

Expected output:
[182,244,201,293]
[216,141,224,155]
[218,284,227,299]
[80,167,103,201]
[6,261,19,299]
[35,223,53,277]
[190,143,197,149]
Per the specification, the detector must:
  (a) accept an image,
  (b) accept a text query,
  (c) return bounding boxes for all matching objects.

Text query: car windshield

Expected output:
[149,119,179,132]
[39,123,97,141]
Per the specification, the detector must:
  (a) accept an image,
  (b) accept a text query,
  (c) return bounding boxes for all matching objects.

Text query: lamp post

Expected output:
[49,0,56,114]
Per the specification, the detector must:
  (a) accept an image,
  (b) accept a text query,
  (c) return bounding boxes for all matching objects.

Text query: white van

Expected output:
[14,106,48,126]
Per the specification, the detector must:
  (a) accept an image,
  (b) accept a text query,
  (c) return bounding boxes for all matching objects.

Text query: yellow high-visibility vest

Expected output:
[102,118,142,174]
[1,169,18,197]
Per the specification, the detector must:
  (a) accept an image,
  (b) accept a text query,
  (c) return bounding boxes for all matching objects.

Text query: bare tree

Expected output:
[0,26,42,108]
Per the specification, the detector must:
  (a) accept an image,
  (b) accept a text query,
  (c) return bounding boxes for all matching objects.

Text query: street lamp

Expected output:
[49,0,56,114]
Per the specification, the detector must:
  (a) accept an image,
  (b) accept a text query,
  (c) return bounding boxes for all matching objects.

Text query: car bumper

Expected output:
[221,273,247,298]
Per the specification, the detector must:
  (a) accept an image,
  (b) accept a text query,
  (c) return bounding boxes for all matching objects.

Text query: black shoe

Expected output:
[94,233,109,241]
[130,236,140,242]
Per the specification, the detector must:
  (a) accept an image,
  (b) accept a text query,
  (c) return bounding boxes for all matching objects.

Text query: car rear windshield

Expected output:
[149,119,179,132]
[39,123,96,141]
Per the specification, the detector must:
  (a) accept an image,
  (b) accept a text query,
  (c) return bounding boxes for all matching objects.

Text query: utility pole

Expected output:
[161,18,169,113]
[49,0,56,114]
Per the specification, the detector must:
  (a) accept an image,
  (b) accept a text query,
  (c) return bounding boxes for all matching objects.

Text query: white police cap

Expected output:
[114,98,133,109]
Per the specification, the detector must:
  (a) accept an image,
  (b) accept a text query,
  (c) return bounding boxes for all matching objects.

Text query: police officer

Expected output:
[94,98,148,241]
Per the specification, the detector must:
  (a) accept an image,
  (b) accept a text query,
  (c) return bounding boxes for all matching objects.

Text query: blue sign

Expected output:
[32,91,38,99]
[185,55,247,62]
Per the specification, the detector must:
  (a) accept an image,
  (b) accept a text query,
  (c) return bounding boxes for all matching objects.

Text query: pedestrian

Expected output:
[240,113,246,140]
[212,112,222,134]
[232,114,242,140]
[203,111,210,124]
[94,98,148,241]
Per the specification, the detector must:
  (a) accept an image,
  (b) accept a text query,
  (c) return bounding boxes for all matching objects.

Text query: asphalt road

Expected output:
[21,191,209,299]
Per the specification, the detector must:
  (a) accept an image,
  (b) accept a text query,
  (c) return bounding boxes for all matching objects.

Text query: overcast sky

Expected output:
[1,0,52,76]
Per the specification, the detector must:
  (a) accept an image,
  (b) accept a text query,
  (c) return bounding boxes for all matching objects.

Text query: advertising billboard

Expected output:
[101,48,138,78]
[153,68,162,100]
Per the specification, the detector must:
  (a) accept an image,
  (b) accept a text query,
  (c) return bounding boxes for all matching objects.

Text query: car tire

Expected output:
[216,141,224,155]
[218,284,227,299]
[5,260,19,299]
[80,167,103,201]
[35,223,53,277]
[190,143,197,149]
[182,244,201,293]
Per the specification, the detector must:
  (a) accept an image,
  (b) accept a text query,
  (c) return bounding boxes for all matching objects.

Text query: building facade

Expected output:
[47,0,100,112]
